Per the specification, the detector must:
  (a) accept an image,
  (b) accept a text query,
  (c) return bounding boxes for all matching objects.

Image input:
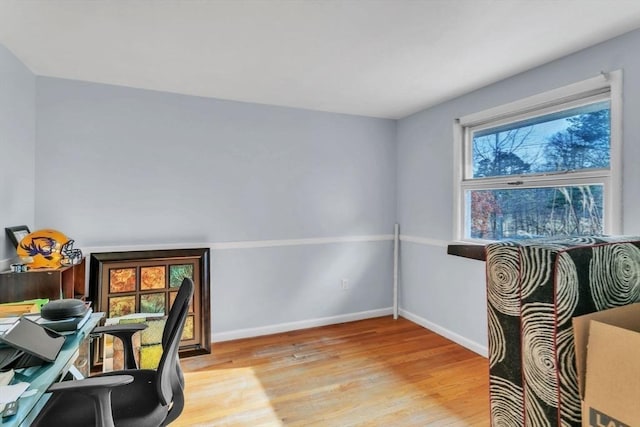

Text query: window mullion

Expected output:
[462,170,611,190]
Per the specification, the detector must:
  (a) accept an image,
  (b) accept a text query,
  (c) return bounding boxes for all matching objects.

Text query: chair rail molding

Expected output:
[399,234,449,247]
[81,234,394,255]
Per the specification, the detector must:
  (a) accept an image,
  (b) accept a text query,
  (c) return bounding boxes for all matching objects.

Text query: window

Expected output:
[454,71,621,242]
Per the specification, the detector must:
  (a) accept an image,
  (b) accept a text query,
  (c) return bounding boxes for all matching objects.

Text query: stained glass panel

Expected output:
[182,315,194,341]
[140,266,165,290]
[169,290,193,312]
[140,292,165,314]
[109,268,136,293]
[169,264,193,287]
[109,295,136,317]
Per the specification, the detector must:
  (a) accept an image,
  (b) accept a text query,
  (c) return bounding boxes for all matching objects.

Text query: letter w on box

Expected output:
[589,407,630,427]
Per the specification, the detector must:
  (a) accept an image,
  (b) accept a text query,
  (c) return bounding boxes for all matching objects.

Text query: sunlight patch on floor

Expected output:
[175,367,283,426]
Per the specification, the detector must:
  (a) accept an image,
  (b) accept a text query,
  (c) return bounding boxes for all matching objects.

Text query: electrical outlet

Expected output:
[341,279,348,290]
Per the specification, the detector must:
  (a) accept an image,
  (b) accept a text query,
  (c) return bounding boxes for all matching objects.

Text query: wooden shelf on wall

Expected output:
[0,258,86,303]
[446,244,486,261]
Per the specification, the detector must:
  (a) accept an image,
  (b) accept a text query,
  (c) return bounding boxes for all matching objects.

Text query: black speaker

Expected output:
[40,299,87,320]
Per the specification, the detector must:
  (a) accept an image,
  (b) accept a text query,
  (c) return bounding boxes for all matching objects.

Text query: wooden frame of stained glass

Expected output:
[89,248,211,368]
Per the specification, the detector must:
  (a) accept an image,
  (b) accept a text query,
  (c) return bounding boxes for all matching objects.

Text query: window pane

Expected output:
[472,101,610,178]
[466,185,603,240]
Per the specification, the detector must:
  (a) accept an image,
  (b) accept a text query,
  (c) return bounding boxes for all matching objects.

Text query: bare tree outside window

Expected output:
[466,102,610,240]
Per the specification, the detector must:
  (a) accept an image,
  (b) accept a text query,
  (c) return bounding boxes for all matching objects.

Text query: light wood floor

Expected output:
[174,316,490,426]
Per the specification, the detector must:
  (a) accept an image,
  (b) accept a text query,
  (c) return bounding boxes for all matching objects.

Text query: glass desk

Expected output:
[0,313,103,427]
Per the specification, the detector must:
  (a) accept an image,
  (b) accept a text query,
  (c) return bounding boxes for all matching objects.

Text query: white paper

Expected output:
[0,369,14,386]
[0,382,29,403]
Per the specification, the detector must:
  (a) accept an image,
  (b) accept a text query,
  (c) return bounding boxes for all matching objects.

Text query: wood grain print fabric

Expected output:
[486,236,640,426]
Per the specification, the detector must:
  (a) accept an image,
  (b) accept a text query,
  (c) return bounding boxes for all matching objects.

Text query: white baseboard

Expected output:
[212,307,393,342]
[399,308,488,358]
[212,307,488,359]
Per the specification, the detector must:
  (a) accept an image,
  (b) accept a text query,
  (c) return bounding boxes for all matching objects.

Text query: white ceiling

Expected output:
[1,0,640,119]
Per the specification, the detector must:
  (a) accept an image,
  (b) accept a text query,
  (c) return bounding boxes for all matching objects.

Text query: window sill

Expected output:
[447,244,486,261]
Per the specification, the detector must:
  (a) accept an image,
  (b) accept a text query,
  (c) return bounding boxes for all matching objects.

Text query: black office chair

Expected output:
[32,277,194,427]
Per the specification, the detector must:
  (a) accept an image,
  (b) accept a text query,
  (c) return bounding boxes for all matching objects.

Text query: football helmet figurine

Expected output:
[17,229,83,269]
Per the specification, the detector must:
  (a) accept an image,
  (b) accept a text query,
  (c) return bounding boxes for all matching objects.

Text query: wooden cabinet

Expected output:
[0,258,86,303]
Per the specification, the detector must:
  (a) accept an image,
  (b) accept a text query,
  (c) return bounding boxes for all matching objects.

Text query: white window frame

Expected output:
[453,70,622,243]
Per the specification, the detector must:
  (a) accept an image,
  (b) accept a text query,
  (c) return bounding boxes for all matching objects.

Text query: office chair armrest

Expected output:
[93,323,148,369]
[47,375,134,393]
[46,375,133,427]
[93,323,148,334]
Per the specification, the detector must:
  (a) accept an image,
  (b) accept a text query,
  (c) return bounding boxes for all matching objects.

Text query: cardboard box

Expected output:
[573,303,640,427]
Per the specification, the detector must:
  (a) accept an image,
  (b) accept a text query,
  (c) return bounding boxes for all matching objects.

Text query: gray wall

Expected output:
[397,29,640,355]
[34,77,397,337]
[0,45,35,262]
[35,79,396,243]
